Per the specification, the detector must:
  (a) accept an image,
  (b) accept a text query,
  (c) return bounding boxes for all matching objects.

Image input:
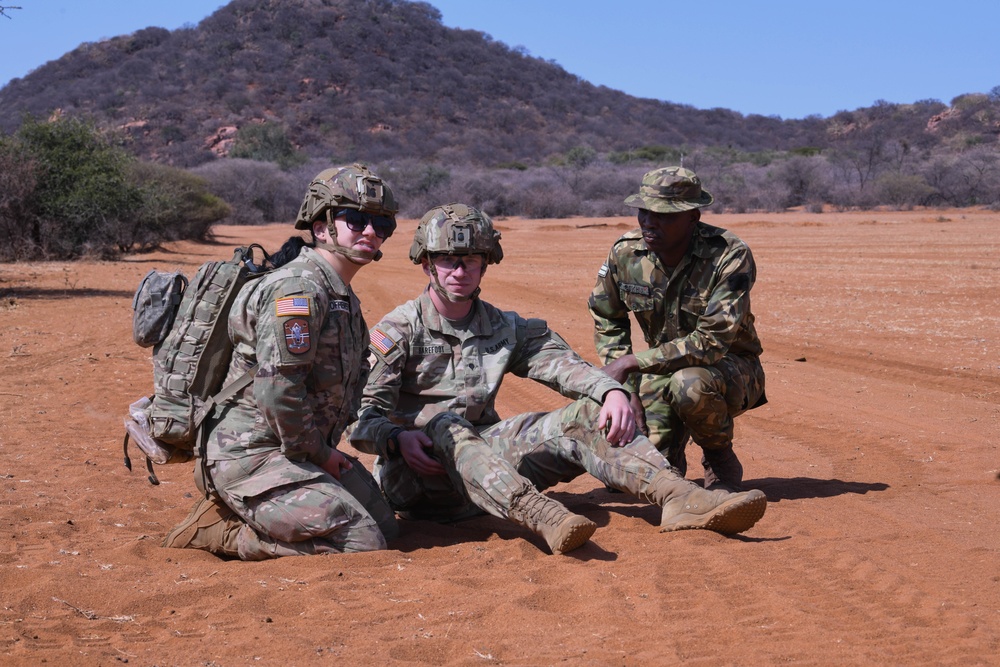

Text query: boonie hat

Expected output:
[624,166,713,213]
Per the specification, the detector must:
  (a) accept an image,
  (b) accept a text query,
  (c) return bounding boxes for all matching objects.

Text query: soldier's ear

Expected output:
[420,258,432,277]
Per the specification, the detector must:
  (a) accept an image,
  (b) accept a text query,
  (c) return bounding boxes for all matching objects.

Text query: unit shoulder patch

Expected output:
[283,317,311,354]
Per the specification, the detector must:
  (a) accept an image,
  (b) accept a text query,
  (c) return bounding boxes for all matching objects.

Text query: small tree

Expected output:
[15,116,145,258]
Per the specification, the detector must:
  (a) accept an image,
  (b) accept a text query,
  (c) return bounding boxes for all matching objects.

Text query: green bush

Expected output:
[229,121,306,170]
[0,116,231,260]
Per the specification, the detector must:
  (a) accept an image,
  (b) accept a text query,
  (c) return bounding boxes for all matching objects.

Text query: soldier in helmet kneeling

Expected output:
[348,203,768,556]
[163,164,399,559]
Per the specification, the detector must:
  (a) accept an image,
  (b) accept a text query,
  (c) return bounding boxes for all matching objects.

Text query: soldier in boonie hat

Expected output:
[624,166,714,213]
[590,165,767,494]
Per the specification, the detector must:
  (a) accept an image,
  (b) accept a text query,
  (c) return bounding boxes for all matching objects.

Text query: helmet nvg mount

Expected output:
[409,203,503,265]
[295,163,398,262]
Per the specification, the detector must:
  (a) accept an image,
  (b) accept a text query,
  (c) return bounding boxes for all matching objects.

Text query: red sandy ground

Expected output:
[0,209,998,666]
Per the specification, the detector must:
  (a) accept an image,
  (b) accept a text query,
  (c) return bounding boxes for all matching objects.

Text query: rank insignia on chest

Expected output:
[283,317,311,354]
[330,299,350,313]
[276,296,311,317]
[370,328,396,355]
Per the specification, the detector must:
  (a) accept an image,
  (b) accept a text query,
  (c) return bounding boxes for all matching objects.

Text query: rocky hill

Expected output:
[8,0,993,168]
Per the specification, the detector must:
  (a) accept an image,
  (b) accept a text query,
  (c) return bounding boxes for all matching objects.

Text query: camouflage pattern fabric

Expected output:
[202,246,385,557]
[588,222,765,460]
[624,166,714,213]
[208,453,386,559]
[408,203,504,265]
[349,289,671,521]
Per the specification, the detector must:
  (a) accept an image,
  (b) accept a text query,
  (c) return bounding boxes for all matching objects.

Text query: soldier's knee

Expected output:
[426,411,476,437]
[251,486,371,545]
[667,367,726,415]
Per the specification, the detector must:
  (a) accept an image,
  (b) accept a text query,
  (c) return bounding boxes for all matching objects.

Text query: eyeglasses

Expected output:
[430,254,486,272]
[336,209,396,239]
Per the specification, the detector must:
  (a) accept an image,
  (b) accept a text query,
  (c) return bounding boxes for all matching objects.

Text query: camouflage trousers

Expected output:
[639,353,765,474]
[205,450,387,560]
[375,398,671,523]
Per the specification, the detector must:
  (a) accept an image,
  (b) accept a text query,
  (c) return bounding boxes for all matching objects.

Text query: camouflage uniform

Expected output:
[349,290,673,522]
[204,246,386,559]
[589,168,766,479]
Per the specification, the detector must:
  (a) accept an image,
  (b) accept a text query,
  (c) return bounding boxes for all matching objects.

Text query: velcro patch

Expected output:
[370,328,397,355]
[283,318,311,354]
[330,299,350,313]
[597,264,609,278]
[276,296,311,317]
[620,282,651,296]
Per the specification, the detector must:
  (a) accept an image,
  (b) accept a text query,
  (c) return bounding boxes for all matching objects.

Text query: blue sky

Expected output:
[1,1,997,120]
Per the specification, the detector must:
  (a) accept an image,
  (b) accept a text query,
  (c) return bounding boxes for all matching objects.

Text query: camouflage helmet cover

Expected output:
[624,166,714,213]
[409,203,504,265]
[294,163,398,230]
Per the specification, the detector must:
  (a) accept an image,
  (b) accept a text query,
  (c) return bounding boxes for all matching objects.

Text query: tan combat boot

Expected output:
[509,491,596,555]
[162,495,243,558]
[642,468,766,535]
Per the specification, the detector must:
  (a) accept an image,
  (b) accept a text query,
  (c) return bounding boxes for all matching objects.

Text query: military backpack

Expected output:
[123,245,271,484]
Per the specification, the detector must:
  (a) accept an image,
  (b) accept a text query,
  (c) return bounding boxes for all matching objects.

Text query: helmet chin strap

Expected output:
[316,212,382,263]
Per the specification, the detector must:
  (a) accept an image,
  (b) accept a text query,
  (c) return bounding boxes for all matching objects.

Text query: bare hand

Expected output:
[320,448,353,480]
[399,429,447,476]
[629,393,649,437]
[602,354,639,384]
[598,389,637,446]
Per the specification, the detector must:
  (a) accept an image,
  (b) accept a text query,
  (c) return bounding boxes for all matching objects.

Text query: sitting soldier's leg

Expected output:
[426,412,595,555]
[483,400,766,535]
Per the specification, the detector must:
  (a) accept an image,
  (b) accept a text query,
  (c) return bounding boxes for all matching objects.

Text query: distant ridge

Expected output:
[0,0,995,168]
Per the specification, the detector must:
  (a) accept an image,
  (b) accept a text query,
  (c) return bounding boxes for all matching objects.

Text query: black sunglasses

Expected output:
[337,209,396,239]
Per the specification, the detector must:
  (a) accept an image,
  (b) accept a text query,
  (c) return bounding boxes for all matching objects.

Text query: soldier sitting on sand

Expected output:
[348,203,767,556]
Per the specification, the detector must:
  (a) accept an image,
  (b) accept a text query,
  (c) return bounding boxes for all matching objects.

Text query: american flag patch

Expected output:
[370,328,396,355]
[276,296,310,317]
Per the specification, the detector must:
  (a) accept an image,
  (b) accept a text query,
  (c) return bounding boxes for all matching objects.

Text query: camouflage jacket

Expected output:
[350,289,624,458]
[206,246,369,465]
[588,222,763,392]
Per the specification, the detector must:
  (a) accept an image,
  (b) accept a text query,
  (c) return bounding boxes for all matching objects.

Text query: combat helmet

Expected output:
[409,203,503,265]
[410,203,503,303]
[295,163,398,262]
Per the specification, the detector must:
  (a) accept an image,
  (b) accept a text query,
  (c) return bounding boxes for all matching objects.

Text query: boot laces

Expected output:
[516,493,568,526]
